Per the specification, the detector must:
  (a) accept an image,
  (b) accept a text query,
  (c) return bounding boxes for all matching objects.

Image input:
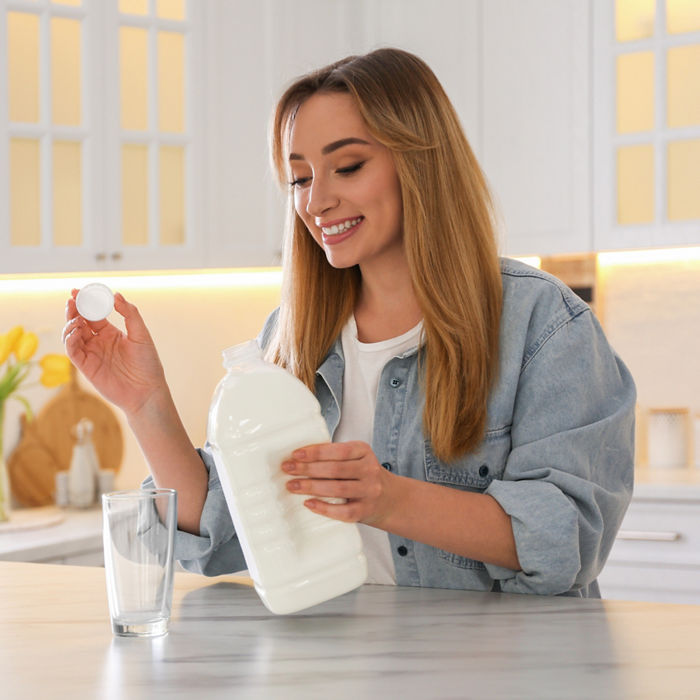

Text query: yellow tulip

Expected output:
[40,369,72,387]
[39,354,72,387]
[14,331,39,362]
[39,354,72,373]
[6,325,23,349]
[0,333,12,364]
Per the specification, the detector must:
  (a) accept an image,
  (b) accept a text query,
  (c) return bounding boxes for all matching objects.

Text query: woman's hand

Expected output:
[282,441,397,526]
[62,290,168,418]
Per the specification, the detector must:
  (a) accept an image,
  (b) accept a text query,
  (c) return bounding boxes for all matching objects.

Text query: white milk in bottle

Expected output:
[207,340,367,614]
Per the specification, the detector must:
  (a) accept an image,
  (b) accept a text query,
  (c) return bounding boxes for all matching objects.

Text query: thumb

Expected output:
[114,292,154,344]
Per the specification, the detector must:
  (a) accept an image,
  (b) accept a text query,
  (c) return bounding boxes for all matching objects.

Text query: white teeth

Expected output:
[321,217,361,235]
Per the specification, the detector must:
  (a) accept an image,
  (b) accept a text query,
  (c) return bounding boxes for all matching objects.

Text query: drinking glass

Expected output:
[102,488,177,637]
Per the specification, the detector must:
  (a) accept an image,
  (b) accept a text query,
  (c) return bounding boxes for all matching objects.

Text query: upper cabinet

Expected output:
[480,0,592,257]
[1,0,698,274]
[0,0,206,273]
[593,0,700,251]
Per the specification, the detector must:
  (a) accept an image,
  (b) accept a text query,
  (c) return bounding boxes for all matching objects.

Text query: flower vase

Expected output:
[0,401,10,522]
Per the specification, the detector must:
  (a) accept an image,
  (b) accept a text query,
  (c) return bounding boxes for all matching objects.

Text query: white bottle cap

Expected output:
[76,282,115,321]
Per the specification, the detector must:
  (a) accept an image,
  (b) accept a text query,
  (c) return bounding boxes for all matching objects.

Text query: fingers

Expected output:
[65,289,109,331]
[288,441,369,465]
[113,292,154,344]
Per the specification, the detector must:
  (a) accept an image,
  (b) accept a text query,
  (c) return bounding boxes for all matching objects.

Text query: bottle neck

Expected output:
[222,339,265,370]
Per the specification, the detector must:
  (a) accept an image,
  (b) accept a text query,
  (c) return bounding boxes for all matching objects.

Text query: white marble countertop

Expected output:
[0,506,102,562]
[2,561,700,699]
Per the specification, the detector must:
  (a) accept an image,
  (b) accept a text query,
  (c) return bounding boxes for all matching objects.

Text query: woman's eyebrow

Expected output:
[288,137,370,161]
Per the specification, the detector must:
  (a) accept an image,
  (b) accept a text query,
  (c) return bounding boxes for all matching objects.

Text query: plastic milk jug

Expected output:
[207,340,367,614]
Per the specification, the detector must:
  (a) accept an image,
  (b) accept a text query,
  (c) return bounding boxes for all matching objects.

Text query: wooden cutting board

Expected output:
[7,368,123,507]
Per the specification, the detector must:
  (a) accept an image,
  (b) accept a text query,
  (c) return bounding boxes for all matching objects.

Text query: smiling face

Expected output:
[287,91,404,273]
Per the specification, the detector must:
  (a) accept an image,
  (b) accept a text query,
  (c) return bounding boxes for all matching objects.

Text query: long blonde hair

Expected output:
[268,48,502,461]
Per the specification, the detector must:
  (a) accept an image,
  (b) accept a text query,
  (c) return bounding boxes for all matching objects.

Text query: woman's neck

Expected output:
[354,257,422,343]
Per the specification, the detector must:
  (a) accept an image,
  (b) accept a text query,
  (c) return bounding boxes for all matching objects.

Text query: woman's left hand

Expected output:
[282,441,396,526]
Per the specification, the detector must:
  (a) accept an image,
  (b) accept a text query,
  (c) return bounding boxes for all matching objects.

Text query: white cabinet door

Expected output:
[598,493,700,605]
[592,0,700,252]
[0,0,206,273]
[481,0,592,257]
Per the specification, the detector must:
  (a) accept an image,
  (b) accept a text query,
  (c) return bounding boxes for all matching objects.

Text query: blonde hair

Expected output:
[268,48,502,460]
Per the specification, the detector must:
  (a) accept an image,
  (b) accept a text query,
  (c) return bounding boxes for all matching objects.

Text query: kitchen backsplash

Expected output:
[1,253,698,490]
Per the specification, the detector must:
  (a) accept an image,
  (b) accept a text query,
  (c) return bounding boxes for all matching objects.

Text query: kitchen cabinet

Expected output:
[598,479,700,604]
[1,0,591,271]
[480,0,591,257]
[0,0,208,274]
[4,1,697,274]
[592,0,700,252]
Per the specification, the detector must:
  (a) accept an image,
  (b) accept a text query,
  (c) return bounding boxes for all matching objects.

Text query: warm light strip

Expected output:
[598,247,700,266]
[0,268,283,294]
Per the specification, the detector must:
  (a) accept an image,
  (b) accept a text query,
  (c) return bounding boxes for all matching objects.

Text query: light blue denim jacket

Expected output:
[147,258,635,597]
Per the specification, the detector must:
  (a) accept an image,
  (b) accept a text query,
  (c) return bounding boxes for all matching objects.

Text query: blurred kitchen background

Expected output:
[1,0,699,491]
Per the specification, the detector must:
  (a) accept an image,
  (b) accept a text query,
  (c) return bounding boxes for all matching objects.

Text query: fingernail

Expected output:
[288,480,300,491]
[292,449,306,459]
[281,462,294,473]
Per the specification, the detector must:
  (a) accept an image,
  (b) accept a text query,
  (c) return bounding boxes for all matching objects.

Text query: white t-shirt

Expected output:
[334,315,424,585]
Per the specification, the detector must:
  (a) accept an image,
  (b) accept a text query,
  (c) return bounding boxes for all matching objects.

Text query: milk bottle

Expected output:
[207,340,367,614]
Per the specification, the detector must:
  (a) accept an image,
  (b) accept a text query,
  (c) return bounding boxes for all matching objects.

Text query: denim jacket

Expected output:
[151,258,635,597]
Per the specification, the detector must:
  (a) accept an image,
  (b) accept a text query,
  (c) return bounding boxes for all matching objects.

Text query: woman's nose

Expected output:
[305,177,339,217]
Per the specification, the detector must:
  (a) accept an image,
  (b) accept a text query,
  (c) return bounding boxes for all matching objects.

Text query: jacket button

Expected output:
[381,462,393,471]
[389,377,401,388]
[478,465,489,478]
[397,545,408,556]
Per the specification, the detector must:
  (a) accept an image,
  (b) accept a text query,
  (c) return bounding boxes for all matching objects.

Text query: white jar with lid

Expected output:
[207,340,367,614]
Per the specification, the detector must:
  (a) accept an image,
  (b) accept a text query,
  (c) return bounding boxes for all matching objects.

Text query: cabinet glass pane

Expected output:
[53,141,82,246]
[51,18,82,127]
[119,0,148,15]
[157,32,185,133]
[617,144,655,225]
[667,45,700,128]
[10,139,41,246]
[159,146,184,245]
[668,139,700,220]
[617,52,655,133]
[667,0,700,34]
[120,27,148,130]
[157,0,186,21]
[52,0,82,6]
[616,0,655,41]
[122,144,149,246]
[8,12,40,123]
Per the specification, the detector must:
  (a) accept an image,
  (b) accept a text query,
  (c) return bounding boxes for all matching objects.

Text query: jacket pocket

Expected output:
[423,427,511,571]
[423,426,511,490]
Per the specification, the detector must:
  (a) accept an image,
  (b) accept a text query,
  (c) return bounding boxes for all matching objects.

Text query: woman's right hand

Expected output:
[62,289,167,418]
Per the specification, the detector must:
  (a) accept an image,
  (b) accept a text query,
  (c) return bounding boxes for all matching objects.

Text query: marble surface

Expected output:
[2,562,700,699]
[0,506,102,562]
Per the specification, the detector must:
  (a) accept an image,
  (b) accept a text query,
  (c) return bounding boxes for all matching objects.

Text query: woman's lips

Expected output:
[321,218,364,245]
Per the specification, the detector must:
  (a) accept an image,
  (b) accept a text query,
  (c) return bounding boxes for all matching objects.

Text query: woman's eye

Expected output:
[289,176,311,188]
[336,161,365,176]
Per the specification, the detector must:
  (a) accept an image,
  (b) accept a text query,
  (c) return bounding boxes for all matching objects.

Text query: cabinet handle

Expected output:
[111,252,122,261]
[616,529,682,542]
[95,252,106,261]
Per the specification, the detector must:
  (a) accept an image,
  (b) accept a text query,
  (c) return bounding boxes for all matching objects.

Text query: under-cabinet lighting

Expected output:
[0,268,283,294]
[597,247,700,266]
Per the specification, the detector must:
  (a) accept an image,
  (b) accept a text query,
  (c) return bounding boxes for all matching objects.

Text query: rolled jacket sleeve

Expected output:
[141,445,246,576]
[484,309,636,595]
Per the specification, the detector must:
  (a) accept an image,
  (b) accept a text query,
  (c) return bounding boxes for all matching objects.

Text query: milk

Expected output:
[207,340,367,614]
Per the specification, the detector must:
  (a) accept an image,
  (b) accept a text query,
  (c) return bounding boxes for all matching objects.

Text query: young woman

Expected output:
[63,48,635,597]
